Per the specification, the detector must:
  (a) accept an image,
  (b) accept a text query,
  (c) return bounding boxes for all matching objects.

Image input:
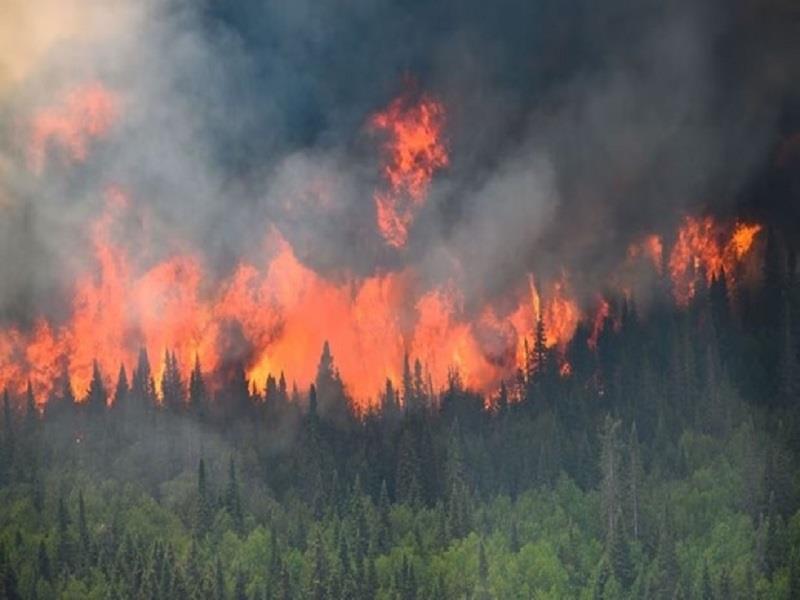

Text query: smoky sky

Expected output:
[1,0,799,323]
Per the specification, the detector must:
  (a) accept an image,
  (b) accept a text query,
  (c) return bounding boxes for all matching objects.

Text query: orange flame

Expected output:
[588,298,611,351]
[2,81,771,409]
[28,83,118,174]
[668,216,762,305]
[628,234,663,273]
[370,92,448,247]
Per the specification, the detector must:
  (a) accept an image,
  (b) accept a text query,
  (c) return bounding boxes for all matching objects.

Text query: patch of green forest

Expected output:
[1,242,800,599]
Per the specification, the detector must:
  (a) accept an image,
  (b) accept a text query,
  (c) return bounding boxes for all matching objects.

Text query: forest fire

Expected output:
[0,83,767,410]
[27,83,118,174]
[668,216,762,305]
[370,91,448,248]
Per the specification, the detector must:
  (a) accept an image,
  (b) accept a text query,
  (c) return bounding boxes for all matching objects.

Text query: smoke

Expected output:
[0,0,797,365]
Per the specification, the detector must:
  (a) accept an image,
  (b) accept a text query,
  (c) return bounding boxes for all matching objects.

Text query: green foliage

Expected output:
[1,284,800,598]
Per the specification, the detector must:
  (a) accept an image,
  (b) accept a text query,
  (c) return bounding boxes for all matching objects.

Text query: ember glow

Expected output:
[370,92,449,248]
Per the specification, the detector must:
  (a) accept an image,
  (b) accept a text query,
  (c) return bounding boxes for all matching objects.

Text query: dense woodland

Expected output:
[1,230,800,599]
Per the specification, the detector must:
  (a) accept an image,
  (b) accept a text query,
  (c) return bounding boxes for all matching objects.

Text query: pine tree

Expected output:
[627,422,643,540]
[277,559,292,600]
[395,428,422,507]
[226,458,244,533]
[308,384,318,420]
[213,556,226,600]
[778,298,800,407]
[188,355,208,420]
[402,353,414,411]
[381,378,400,418]
[37,540,51,581]
[308,529,327,600]
[233,571,247,600]
[315,341,349,423]
[445,424,471,538]
[413,359,427,410]
[0,389,13,485]
[113,364,129,408]
[162,350,185,411]
[718,568,731,599]
[0,543,21,600]
[77,491,92,569]
[86,360,107,414]
[56,494,72,575]
[476,539,491,600]
[131,348,157,407]
[607,509,633,589]
[600,415,622,539]
[196,458,212,535]
[496,381,509,416]
[377,480,392,553]
[700,560,712,600]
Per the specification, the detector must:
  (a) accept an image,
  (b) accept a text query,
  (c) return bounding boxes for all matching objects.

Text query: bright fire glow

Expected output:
[27,83,118,174]
[668,216,762,305]
[370,92,448,248]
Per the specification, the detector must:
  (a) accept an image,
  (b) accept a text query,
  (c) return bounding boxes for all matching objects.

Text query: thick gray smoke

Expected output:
[0,0,798,323]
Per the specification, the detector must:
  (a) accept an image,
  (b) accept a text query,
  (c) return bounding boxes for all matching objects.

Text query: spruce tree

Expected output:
[225,458,244,533]
[86,360,107,414]
[188,355,208,419]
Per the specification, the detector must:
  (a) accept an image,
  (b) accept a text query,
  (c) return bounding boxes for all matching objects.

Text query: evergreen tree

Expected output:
[131,348,157,407]
[315,341,349,424]
[86,360,107,414]
[600,415,622,539]
[225,458,244,533]
[308,529,327,600]
[395,427,422,507]
[402,353,414,411]
[113,364,129,408]
[233,570,247,600]
[188,354,208,418]
[214,556,226,600]
[56,494,73,575]
[700,560,712,600]
[162,350,185,411]
[381,378,400,418]
[476,538,491,600]
[77,491,92,569]
[627,422,643,540]
[37,540,51,581]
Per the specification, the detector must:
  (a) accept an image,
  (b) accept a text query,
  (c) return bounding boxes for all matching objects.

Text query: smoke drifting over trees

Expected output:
[1,1,800,597]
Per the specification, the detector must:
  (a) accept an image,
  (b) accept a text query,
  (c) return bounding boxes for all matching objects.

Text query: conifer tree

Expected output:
[131,348,157,407]
[188,354,208,418]
[86,360,107,414]
[225,458,244,533]
[113,364,129,408]
[77,491,92,569]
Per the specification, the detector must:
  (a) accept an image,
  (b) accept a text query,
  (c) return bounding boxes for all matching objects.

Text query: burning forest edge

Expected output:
[2,0,800,598]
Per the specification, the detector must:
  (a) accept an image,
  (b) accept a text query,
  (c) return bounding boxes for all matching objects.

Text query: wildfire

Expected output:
[0,80,771,410]
[588,298,611,351]
[668,216,762,305]
[628,234,663,273]
[27,83,118,174]
[508,275,580,376]
[370,91,448,247]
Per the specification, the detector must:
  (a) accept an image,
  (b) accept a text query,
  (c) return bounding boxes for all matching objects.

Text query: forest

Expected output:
[0,230,798,600]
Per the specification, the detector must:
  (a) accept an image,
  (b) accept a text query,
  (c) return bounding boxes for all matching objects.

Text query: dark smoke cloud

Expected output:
[1,0,799,321]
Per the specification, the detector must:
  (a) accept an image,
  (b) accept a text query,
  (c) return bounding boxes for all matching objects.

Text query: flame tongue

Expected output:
[0,82,769,409]
[370,92,448,248]
[668,216,762,305]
